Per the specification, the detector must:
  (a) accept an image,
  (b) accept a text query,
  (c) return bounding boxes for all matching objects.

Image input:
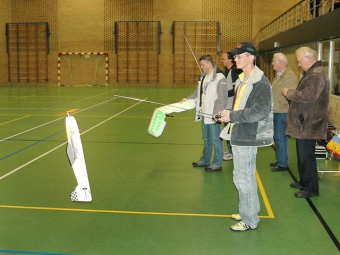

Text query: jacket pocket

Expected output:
[298,113,304,133]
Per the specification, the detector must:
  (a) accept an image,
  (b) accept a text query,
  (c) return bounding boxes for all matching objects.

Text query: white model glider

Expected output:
[65,114,92,202]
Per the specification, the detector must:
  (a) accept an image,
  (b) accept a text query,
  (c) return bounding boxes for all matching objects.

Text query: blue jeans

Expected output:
[200,118,223,167]
[224,123,233,154]
[227,141,233,154]
[232,146,259,228]
[273,113,288,168]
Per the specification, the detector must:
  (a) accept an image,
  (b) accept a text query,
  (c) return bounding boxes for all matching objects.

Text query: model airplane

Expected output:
[65,113,92,202]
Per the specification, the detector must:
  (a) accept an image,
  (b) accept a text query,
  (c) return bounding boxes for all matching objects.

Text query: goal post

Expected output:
[58,52,109,86]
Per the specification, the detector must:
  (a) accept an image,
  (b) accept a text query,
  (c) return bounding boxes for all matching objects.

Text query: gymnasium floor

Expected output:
[0,86,339,255]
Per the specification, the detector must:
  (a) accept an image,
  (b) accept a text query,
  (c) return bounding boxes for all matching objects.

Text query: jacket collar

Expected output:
[237,65,263,85]
[308,60,322,72]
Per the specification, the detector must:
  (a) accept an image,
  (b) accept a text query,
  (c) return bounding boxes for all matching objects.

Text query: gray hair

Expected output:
[273,52,288,64]
[296,47,317,60]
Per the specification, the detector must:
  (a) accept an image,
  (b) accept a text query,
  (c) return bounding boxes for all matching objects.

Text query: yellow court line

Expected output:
[0,204,272,219]
[0,115,31,126]
[256,169,275,218]
[0,171,274,219]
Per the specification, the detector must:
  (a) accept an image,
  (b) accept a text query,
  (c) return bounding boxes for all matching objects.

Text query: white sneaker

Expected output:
[230,221,256,231]
[223,152,233,161]
[231,214,242,221]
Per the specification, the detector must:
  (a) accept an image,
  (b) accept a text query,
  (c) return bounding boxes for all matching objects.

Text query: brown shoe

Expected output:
[192,161,209,167]
[290,182,303,189]
[294,190,319,198]
[269,162,277,167]
[205,164,222,172]
[271,165,288,172]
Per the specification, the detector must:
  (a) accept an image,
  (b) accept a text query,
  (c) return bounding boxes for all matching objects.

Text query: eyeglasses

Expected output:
[234,53,250,59]
[297,55,306,64]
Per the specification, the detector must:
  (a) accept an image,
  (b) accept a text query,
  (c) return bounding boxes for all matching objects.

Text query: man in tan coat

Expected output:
[270,53,298,172]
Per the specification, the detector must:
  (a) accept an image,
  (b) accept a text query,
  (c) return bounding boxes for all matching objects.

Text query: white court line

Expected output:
[0,99,144,181]
[0,97,118,143]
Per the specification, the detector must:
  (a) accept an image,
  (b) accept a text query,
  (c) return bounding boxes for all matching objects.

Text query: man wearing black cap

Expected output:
[219,42,273,231]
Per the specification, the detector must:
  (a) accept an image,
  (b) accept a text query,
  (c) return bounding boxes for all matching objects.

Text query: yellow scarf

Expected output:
[230,72,248,133]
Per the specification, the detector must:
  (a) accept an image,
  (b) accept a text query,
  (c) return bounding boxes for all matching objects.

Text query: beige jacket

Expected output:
[272,66,298,113]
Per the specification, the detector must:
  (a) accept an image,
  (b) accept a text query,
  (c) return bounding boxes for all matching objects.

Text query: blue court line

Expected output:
[0,130,64,161]
[0,250,75,255]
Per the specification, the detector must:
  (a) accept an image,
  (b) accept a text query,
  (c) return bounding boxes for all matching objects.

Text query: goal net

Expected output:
[58,52,108,86]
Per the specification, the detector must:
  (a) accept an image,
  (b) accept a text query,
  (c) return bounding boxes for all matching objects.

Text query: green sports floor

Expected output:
[0,86,339,255]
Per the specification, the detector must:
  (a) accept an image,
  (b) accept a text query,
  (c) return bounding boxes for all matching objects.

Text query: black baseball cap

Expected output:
[229,42,257,56]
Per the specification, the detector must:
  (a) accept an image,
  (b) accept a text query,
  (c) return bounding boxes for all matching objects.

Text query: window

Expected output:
[322,40,340,95]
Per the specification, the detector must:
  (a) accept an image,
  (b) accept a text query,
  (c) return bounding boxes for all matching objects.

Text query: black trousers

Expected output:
[296,138,319,193]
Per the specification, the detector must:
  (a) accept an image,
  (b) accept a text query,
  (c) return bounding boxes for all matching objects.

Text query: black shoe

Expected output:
[205,164,222,172]
[294,190,319,198]
[290,182,303,189]
[269,162,277,167]
[192,161,209,167]
[271,165,288,172]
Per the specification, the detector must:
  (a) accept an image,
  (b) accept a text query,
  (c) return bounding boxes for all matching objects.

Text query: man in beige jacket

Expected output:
[270,53,298,172]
